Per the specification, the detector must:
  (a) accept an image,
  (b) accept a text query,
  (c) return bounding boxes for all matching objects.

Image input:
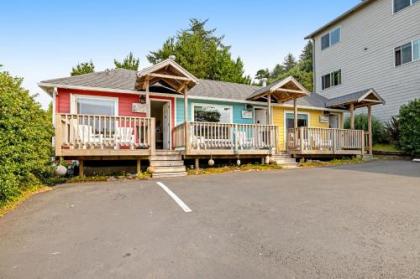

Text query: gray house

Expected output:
[306,0,420,122]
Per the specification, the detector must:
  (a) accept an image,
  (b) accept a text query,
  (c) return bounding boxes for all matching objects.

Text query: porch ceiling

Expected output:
[136,57,199,93]
[247,76,310,103]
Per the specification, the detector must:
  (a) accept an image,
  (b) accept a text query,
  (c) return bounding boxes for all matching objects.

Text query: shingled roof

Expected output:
[39,69,330,109]
[326,88,385,109]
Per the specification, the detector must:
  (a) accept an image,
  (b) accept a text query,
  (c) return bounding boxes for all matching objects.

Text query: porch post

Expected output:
[184,88,189,154]
[350,103,355,130]
[145,78,151,117]
[368,105,373,155]
[293,99,298,129]
[267,93,272,125]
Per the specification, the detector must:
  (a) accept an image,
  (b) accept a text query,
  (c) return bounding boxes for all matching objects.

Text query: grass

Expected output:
[0,185,52,218]
[299,157,364,168]
[373,144,400,153]
[188,163,283,176]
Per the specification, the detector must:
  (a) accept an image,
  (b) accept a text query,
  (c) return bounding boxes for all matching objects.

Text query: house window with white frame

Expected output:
[193,104,232,123]
[394,0,419,13]
[395,39,420,66]
[75,96,117,116]
[322,70,342,90]
[321,27,341,50]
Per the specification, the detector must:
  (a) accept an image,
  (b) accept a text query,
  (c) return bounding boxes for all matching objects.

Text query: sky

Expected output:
[0,0,357,108]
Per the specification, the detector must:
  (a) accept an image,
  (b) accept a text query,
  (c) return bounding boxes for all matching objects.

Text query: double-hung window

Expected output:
[395,40,420,66]
[322,70,341,90]
[394,0,419,13]
[321,27,341,50]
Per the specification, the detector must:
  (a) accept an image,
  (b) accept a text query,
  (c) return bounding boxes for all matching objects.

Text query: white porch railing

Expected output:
[287,127,365,154]
[174,122,278,153]
[55,114,155,154]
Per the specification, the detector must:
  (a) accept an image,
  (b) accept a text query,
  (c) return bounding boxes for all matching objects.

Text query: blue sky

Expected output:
[0,0,357,108]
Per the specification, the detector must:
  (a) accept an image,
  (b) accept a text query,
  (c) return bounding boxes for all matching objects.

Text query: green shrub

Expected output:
[385,116,400,146]
[344,114,387,144]
[398,99,420,156]
[0,71,53,203]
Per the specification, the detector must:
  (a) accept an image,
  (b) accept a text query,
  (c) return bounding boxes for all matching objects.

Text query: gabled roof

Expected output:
[326,88,385,109]
[305,0,377,39]
[247,76,310,103]
[136,58,199,93]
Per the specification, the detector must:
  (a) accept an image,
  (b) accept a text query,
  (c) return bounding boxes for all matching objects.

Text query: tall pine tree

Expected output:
[147,19,250,84]
[71,61,95,76]
[114,52,140,71]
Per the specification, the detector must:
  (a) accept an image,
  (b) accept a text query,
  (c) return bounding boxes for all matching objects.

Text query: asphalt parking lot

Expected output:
[1,160,420,279]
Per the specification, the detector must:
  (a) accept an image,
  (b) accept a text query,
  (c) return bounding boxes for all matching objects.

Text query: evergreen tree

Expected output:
[71,61,95,76]
[147,19,250,84]
[299,41,313,72]
[114,52,140,71]
[283,53,297,72]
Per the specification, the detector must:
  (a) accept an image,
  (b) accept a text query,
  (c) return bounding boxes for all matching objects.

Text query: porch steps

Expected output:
[270,153,298,169]
[148,150,187,178]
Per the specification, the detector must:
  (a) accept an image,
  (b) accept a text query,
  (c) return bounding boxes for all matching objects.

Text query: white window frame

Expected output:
[321,27,341,51]
[393,0,419,14]
[394,39,420,67]
[70,94,119,115]
[321,69,342,90]
[191,103,234,123]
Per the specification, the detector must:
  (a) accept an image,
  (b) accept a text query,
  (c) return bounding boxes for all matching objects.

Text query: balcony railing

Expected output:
[174,122,277,155]
[55,114,155,156]
[287,127,365,155]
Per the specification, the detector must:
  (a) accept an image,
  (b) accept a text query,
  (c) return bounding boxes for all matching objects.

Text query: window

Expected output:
[286,113,308,130]
[321,27,341,50]
[394,0,418,13]
[395,40,420,66]
[321,33,330,50]
[193,104,232,123]
[322,70,341,90]
[76,97,117,115]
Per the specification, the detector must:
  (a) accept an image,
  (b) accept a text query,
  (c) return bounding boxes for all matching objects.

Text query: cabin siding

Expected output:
[313,0,420,122]
[273,107,337,151]
[175,98,254,125]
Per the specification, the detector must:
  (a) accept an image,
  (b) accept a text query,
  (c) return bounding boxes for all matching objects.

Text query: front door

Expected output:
[255,108,267,125]
[329,114,339,128]
[162,102,170,149]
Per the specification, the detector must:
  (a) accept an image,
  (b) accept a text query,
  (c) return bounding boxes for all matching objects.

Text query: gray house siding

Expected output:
[312,0,420,122]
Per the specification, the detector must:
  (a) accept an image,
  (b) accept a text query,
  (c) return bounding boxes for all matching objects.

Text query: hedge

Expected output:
[0,71,53,204]
[399,99,420,156]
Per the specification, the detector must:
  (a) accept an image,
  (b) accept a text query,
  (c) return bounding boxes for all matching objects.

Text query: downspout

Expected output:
[311,39,316,93]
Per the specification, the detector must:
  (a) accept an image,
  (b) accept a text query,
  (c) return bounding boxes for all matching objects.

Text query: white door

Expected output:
[329,114,339,128]
[255,108,267,125]
[162,102,170,149]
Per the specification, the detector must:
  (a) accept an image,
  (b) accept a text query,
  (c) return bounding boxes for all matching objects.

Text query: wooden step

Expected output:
[152,172,187,178]
[150,160,185,167]
[149,166,186,173]
[149,155,182,161]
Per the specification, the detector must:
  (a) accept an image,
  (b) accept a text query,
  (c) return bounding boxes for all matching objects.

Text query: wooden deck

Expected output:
[55,113,155,158]
[286,127,367,156]
[173,122,278,157]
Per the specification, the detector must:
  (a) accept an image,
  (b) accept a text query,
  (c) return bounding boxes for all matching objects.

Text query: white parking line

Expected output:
[157,182,192,213]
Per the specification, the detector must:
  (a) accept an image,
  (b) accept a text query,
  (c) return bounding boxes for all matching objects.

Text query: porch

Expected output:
[287,127,367,156]
[173,122,278,156]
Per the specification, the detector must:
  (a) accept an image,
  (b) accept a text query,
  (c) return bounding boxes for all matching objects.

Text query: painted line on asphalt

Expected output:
[156,182,192,213]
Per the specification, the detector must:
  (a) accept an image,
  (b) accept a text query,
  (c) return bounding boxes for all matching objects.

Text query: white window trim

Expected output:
[70,94,119,115]
[321,27,341,51]
[191,103,234,123]
[321,69,342,91]
[394,39,420,67]
[393,0,419,14]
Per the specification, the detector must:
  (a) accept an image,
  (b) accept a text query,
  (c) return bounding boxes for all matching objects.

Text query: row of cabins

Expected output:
[39,58,384,177]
